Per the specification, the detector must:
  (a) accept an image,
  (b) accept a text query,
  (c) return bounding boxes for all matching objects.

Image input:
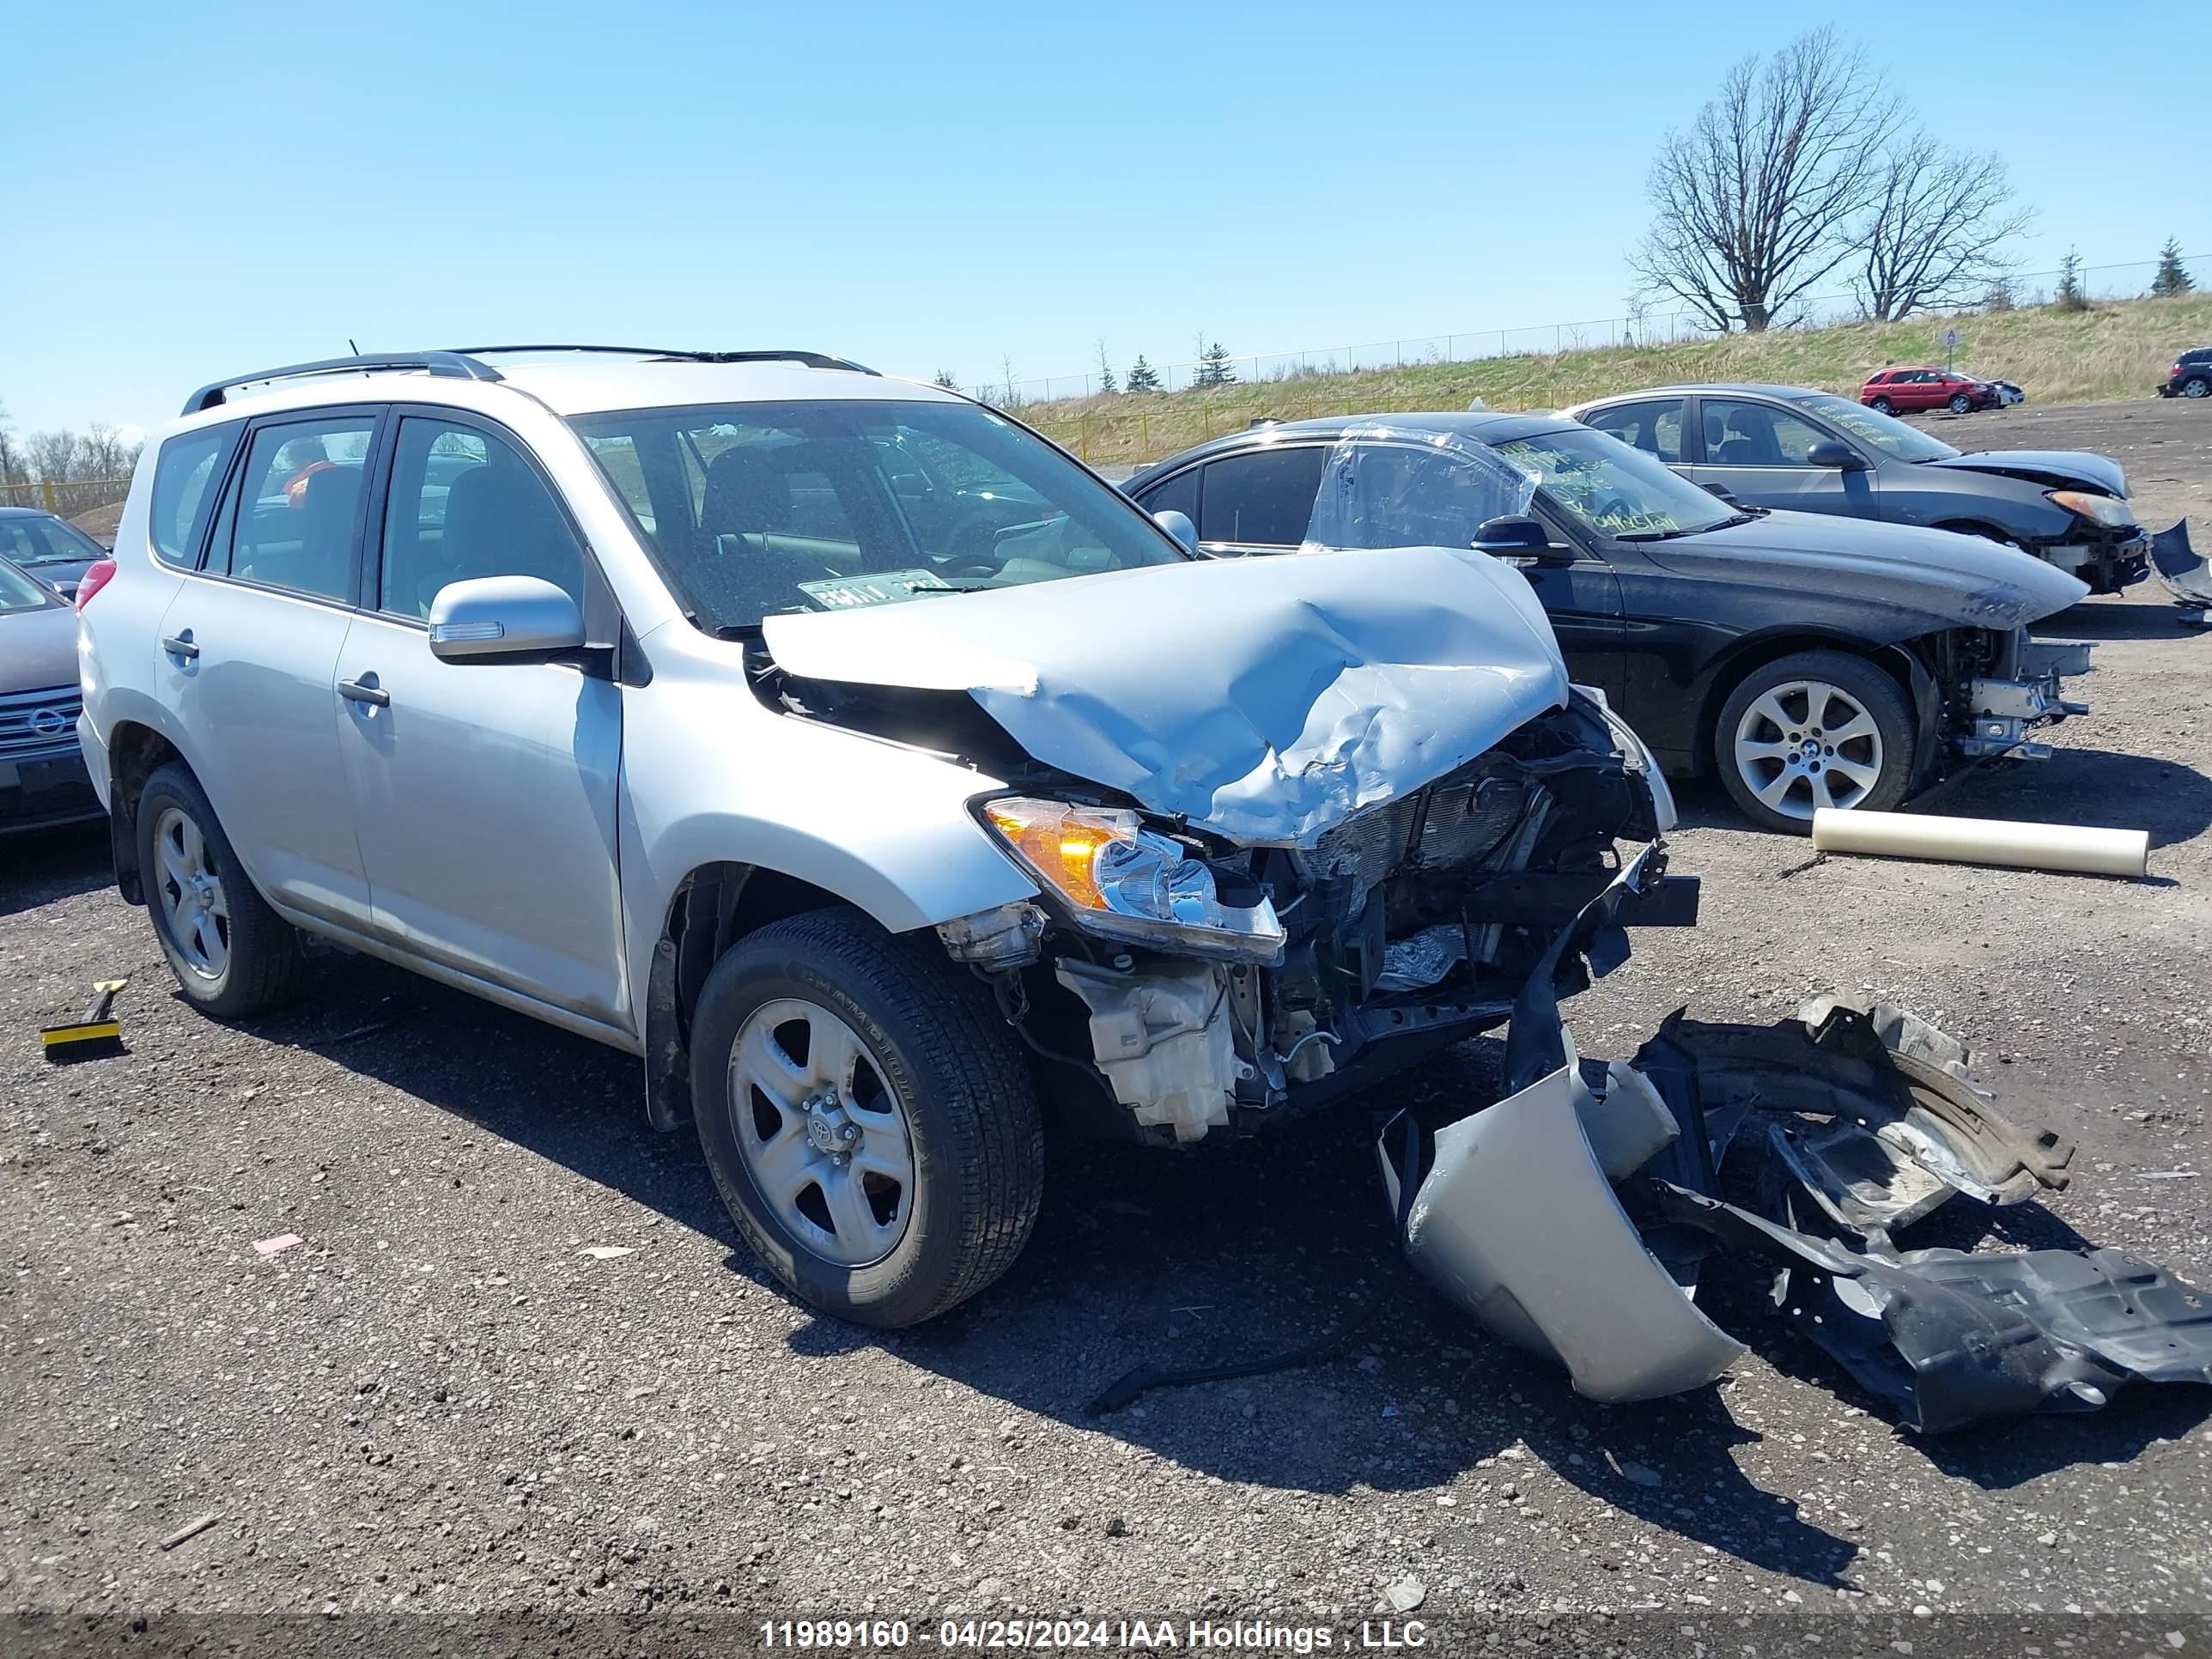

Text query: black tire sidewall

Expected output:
[1871,397,1894,414]
[1949,394,1972,414]
[137,766,244,1011]
[1715,652,1915,835]
[690,924,989,1326]
[2185,377,2210,398]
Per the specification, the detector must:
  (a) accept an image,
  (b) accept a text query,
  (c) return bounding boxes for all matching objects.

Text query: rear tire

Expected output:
[1715,651,1916,836]
[690,908,1045,1328]
[137,763,304,1017]
[1948,392,1973,415]
[1869,396,1895,415]
[2185,375,2210,399]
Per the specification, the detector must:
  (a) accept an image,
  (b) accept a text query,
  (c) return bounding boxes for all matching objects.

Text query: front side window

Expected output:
[570,399,1185,632]
[1197,447,1328,546]
[1,514,106,568]
[149,425,237,567]
[1492,427,1741,541]
[1582,399,1685,464]
[221,416,376,600]
[380,418,586,617]
[1699,398,1834,467]
[1132,465,1199,525]
[1790,392,1959,464]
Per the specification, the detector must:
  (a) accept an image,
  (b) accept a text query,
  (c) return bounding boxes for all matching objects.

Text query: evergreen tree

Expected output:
[1094,341,1118,395]
[2053,247,2088,312]
[2152,237,2195,297]
[932,369,959,389]
[1194,341,1237,386]
[1125,356,1162,393]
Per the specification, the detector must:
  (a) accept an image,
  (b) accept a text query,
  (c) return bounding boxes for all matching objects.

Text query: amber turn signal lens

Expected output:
[983,799,1115,910]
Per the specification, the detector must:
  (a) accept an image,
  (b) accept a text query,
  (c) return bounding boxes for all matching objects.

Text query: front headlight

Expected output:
[1572,685,1676,835]
[2048,489,2136,531]
[981,796,1286,963]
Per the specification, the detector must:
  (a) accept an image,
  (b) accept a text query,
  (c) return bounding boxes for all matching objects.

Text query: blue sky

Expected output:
[5,0,2206,435]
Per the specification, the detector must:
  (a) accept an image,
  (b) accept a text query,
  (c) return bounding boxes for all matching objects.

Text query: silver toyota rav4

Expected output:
[79,346,1690,1328]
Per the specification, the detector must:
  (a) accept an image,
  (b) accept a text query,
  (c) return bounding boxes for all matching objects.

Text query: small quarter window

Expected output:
[149,425,238,567]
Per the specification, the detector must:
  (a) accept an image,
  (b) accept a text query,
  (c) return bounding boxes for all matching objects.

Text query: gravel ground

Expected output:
[5,400,2211,1645]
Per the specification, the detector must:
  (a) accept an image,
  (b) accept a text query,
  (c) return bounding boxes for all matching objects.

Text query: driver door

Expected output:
[1681,396,1878,520]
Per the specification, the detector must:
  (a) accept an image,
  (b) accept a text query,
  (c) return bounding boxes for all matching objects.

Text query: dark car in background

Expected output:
[0,506,111,600]
[1123,414,2093,833]
[0,556,102,835]
[1861,367,2002,415]
[2158,349,2211,398]
[1563,383,2150,593]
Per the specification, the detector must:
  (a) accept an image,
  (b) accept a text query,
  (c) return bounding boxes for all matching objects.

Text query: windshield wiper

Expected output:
[907,579,1006,595]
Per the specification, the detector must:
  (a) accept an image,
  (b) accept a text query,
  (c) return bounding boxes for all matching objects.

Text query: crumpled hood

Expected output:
[0,600,82,696]
[1922,448,2128,498]
[760,545,1569,847]
[1644,509,2088,632]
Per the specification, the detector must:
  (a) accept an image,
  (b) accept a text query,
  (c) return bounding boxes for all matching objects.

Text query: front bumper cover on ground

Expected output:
[1382,963,2212,1431]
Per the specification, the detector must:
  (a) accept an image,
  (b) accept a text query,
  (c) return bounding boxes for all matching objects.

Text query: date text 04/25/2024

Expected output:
[758,1620,1429,1650]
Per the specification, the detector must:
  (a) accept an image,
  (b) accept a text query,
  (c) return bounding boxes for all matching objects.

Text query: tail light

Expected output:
[74,558,118,611]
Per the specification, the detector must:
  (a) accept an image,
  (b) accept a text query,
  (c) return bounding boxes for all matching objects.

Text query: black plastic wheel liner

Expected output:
[1653,1182,2212,1434]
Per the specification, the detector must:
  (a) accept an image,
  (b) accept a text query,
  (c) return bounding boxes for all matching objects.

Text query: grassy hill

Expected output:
[1016,292,2212,468]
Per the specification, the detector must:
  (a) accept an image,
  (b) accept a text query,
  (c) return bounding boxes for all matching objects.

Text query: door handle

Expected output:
[337,676,391,708]
[161,633,200,660]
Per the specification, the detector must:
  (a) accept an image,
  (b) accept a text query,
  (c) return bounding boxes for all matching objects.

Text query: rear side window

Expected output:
[149,425,239,567]
[1132,466,1199,523]
[1198,447,1327,545]
[219,416,376,602]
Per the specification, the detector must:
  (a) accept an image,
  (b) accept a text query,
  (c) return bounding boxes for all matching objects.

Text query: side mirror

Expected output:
[1153,508,1198,551]
[1472,515,1568,562]
[1807,440,1867,471]
[427,575,586,663]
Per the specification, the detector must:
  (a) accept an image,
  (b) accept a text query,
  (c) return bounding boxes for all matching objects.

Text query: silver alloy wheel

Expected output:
[152,805,230,979]
[729,997,916,1267]
[1731,679,1887,821]
[2185,378,2209,399]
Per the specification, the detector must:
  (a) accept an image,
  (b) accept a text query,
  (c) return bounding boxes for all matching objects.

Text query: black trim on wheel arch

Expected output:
[689,908,1044,1328]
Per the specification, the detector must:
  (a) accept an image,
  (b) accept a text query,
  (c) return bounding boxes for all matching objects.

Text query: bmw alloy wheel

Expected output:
[728,997,915,1268]
[1731,680,1887,821]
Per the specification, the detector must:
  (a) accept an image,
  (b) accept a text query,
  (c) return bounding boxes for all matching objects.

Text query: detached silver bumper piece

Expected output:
[2150,519,2212,621]
[1382,994,2212,1433]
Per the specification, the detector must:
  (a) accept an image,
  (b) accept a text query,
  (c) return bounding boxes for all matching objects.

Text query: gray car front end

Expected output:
[0,557,102,835]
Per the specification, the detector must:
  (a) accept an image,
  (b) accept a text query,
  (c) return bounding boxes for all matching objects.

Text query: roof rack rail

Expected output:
[182,350,501,416]
[454,345,880,374]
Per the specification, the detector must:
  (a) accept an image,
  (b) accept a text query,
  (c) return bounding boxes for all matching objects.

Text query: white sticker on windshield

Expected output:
[797,568,951,610]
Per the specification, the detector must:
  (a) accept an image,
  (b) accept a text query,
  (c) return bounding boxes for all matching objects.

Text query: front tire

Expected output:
[137,763,304,1017]
[690,908,1045,1328]
[1869,396,1895,415]
[1715,651,1916,835]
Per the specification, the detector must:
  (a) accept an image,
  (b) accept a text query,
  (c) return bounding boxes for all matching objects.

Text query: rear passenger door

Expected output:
[155,410,380,932]
[333,410,628,1028]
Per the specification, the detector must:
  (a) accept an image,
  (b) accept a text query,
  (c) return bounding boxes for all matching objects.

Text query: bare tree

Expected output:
[1632,28,1903,332]
[22,424,141,484]
[0,399,24,488]
[1851,133,2029,320]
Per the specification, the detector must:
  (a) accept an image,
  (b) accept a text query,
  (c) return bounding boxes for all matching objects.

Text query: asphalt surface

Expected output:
[6,399,2211,1647]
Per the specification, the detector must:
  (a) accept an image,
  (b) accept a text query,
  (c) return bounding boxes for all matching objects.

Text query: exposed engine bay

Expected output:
[1911,623,2094,770]
[860,684,1694,1146]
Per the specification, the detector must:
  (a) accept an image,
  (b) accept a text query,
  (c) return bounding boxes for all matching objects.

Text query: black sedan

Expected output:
[1561,383,2149,594]
[0,505,111,600]
[1122,414,2092,833]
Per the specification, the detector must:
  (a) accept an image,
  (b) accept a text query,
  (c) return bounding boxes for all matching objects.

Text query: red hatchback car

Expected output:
[1861,367,2002,416]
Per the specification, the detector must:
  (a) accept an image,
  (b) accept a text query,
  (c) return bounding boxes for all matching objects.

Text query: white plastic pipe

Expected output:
[1810,808,2148,878]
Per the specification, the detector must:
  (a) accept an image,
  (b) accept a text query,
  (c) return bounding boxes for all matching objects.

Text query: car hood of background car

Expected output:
[759,544,1569,848]
[1919,448,2128,498]
[0,600,82,695]
[1641,509,2089,633]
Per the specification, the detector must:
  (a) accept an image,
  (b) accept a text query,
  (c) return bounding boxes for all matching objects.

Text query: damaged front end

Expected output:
[945,690,1695,1145]
[1909,622,2094,769]
[1383,963,2212,1432]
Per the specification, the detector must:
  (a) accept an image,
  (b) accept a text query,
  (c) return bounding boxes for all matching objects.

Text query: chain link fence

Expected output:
[0,477,133,520]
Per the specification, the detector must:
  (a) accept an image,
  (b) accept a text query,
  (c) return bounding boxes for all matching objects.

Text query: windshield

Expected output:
[1790,392,1960,464]
[1492,426,1741,539]
[0,557,59,612]
[0,513,107,567]
[570,399,1185,631]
